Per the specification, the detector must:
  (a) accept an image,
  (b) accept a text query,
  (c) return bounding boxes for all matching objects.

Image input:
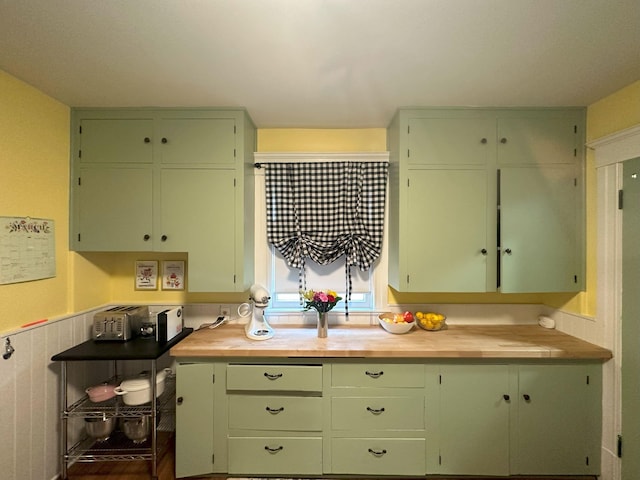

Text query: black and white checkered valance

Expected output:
[264,161,389,313]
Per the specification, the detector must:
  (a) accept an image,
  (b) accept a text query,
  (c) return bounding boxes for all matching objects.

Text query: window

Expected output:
[253,152,390,313]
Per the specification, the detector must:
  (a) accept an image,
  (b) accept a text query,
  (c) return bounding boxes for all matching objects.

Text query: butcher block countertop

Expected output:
[170,324,612,360]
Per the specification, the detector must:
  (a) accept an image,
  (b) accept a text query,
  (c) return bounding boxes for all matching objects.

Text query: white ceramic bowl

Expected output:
[378,313,415,334]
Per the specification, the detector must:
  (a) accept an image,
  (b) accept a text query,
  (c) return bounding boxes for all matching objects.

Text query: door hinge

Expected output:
[233,178,236,187]
[439,374,442,384]
[574,275,578,284]
[574,125,577,134]
[234,274,237,284]
[234,148,236,158]
[407,125,410,134]
[212,373,215,384]
[407,178,410,187]
[438,454,442,465]
[78,149,82,159]
[585,456,590,466]
[407,149,410,158]
[79,125,82,134]
[78,177,81,186]
[77,233,81,242]
[574,178,577,187]
[406,274,410,284]
[574,148,577,157]
[212,452,215,463]
[234,125,236,134]
[617,434,623,457]
[619,189,624,209]
[586,375,590,385]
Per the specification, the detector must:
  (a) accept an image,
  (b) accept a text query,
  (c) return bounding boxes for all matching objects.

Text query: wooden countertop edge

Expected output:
[170,324,612,360]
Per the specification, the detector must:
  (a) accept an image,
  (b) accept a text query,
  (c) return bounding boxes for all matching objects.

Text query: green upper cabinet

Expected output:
[77,118,154,164]
[70,108,256,292]
[157,115,236,165]
[387,107,585,293]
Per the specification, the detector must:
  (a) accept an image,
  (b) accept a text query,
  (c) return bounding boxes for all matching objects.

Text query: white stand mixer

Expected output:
[238,284,275,340]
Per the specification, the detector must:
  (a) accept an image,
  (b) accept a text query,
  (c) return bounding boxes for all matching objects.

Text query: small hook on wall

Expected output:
[3,337,15,360]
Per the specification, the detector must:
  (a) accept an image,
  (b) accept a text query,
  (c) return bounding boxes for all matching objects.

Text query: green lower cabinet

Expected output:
[513,364,602,475]
[175,363,216,478]
[436,364,512,476]
[228,436,323,475]
[330,437,426,475]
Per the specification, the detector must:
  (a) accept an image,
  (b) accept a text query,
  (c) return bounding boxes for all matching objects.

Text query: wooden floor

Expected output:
[66,437,596,480]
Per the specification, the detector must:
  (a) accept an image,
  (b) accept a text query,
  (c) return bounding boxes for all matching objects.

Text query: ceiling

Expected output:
[1,0,639,128]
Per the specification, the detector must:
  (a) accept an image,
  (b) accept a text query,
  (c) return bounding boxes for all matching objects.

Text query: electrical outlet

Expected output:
[220,305,231,317]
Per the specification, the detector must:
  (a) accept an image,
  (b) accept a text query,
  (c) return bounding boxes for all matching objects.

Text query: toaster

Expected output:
[92,305,149,341]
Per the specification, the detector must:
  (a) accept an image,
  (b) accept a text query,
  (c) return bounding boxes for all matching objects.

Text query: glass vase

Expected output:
[317,311,328,338]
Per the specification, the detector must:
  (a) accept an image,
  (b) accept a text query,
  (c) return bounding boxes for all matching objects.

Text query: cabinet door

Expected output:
[78,118,154,164]
[75,167,153,251]
[437,365,511,476]
[500,166,580,292]
[406,169,490,292]
[407,117,493,166]
[497,117,579,166]
[157,117,236,165]
[159,168,236,291]
[515,364,601,475]
[175,362,215,478]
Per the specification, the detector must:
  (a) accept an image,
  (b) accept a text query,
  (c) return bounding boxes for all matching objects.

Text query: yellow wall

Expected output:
[0,70,71,332]
[258,128,387,152]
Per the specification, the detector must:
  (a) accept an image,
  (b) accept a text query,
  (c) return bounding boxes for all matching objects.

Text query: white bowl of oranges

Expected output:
[378,312,415,334]
[415,311,447,331]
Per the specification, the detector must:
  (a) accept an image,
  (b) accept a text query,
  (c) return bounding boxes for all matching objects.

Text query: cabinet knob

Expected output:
[144,137,151,143]
[481,248,488,255]
[143,234,150,241]
[504,248,512,255]
[481,138,488,144]
[523,394,531,401]
[500,137,508,144]
[176,396,184,405]
[503,394,510,401]
[161,137,168,144]
[161,235,168,242]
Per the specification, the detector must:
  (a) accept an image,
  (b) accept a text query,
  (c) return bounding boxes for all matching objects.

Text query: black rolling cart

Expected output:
[52,329,192,480]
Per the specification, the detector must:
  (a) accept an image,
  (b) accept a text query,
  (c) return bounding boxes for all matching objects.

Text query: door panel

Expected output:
[407,169,489,292]
[79,118,154,164]
[622,157,640,480]
[500,166,578,292]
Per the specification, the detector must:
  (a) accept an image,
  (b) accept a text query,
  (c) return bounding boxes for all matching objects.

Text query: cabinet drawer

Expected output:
[229,395,322,431]
[331,437,426,475]
[331,396,424,430]
[331,364,424,388]
[228,436,322,475]
[227,364,322,392]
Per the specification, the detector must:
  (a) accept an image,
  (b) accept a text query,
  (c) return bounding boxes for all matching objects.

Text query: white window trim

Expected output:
[253,152,390,317]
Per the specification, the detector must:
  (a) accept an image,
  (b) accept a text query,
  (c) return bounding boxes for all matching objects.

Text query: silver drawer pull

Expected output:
[365,370,384,378]
[368,448,387,457]
[266,406,285,414]
[366,406,386,415]
[264,445,284,453]
[264,372,283,380]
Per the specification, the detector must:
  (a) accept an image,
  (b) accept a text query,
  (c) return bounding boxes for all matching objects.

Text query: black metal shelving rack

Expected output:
[52,329,192,480]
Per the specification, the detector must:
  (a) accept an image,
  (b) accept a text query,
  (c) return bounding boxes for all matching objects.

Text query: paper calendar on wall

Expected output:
[0,216,56,285]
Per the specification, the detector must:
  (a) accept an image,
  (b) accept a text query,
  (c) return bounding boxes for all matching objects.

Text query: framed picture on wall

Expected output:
[135,260,158,290]
[162,260,185,290]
